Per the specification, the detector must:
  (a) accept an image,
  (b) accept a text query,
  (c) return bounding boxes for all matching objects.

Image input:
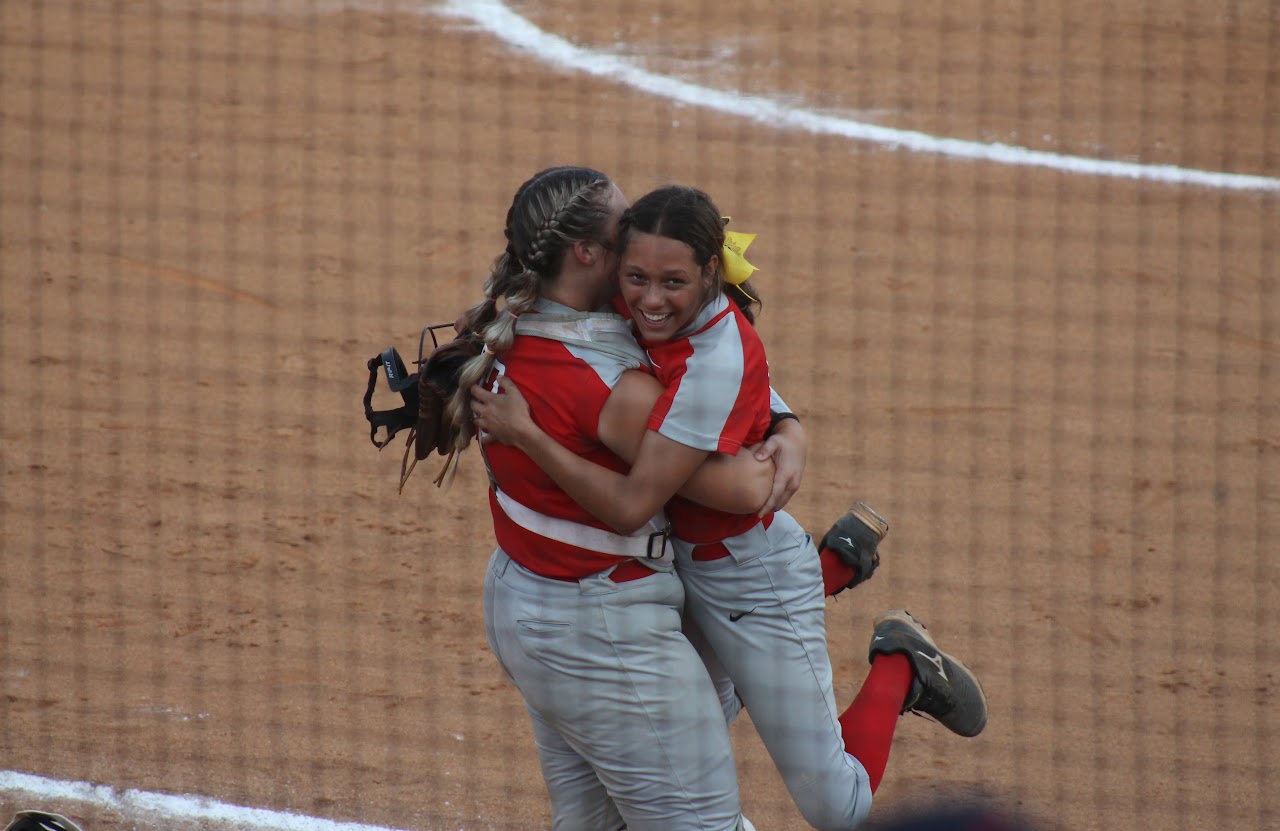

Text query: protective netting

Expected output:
[2,2,1275,830]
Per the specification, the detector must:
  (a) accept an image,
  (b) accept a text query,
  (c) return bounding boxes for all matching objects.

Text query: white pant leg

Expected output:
[525,705,625,831]
[484,549,744,831]
[487,551,621,830]
[684,610,744,726]
[674,515,873,831]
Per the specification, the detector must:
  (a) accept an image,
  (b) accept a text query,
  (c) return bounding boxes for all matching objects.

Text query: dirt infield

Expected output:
[1,2,1276,830]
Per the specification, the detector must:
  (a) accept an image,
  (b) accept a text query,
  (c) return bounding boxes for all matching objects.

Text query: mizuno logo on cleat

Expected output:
[837,536,854,547]
[916,650,948,680]
[729,607,757,622]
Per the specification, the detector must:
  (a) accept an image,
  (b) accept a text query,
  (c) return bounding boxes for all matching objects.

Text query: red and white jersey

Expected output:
[483,301,663,580]
[640,294,773,544]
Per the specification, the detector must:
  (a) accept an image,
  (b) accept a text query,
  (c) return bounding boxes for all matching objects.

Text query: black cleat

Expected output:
[868,609,988,737]
[820,501,889,592]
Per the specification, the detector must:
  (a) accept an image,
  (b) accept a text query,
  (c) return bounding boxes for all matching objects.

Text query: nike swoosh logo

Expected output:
[729,607,757,622]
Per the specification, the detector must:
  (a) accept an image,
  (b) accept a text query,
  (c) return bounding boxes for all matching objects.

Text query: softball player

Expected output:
[474,185,988,830]
[450,168,776,831]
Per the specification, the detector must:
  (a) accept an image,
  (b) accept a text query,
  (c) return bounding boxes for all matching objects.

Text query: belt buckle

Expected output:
[645,524,671,560]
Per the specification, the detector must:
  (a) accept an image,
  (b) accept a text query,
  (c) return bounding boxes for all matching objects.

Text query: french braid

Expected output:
[445,167,614,457]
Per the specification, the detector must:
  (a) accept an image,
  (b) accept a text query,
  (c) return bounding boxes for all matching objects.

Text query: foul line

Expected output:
[438,0,1280,193]
[0,771,417,831]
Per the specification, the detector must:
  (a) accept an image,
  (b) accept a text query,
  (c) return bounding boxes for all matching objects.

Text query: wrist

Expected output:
[767,410,799,436]
[514,420,554,458]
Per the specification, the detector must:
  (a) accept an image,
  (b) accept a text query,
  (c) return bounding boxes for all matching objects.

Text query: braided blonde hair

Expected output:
[443,166,616,463]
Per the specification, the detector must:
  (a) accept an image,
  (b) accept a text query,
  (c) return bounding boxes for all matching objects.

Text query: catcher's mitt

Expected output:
[364,342,420,452]
[820,501,889,595]
[364,317,483,491]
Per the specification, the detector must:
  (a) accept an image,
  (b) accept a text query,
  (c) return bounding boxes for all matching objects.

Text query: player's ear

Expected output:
[704,254,721,292]
[572,238,596,266]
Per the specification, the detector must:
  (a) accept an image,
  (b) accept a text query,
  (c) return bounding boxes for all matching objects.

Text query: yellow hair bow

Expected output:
[720,217,758,301]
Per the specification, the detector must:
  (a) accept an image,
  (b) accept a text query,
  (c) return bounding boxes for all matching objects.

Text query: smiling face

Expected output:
[619,231,717,343]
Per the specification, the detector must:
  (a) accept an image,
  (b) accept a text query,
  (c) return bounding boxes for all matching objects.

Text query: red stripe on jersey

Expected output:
[645,304,770,453]
[721,313,771,450]
[643,300,773,543]
[643,333,694,435]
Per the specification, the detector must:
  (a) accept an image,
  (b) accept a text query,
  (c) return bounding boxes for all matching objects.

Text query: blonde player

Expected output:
[449,167,795,831]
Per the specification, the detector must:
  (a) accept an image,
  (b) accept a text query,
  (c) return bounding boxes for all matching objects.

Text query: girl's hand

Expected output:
[753,421,807,514]
[470,376,534,448]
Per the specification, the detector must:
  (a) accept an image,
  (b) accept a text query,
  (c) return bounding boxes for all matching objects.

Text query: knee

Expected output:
[793,786,872,831]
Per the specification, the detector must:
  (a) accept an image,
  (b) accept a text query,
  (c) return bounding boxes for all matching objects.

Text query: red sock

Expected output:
[839,653,914,793]
[819,546,856,597]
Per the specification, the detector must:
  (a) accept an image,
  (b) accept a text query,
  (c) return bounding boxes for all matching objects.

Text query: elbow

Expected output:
[735,473,773,515]
[752,480,774,512]
[710,484,760,517]
[610,506,662,537]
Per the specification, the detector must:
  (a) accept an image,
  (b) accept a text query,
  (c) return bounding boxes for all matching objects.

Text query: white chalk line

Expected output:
[436,0,1279,193]
[0,770,419,831]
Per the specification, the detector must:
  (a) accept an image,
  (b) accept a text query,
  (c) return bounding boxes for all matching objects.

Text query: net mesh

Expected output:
[1,2,1276,830]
